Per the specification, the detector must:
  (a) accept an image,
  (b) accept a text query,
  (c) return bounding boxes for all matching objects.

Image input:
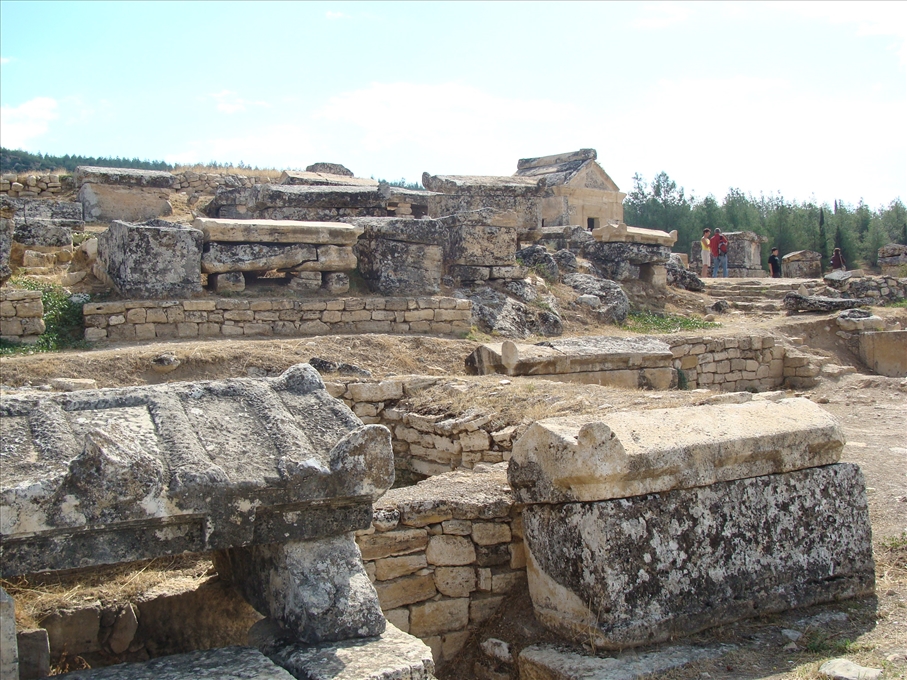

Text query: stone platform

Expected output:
[465,336,674,390]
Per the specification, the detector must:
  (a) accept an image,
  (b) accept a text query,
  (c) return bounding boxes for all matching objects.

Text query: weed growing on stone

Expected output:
[621,311,720,334]
[0,280,89,355]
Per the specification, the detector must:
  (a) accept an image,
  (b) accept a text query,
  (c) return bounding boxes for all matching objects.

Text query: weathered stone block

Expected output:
[1,364,393,577]
[509,398,843,504]
[425,535,477,565]
[471,522,511,546]
[0,587,17,679]
[374,554,427,581]
[434,566,477,597]
[523,464,874,649]
[97,219,202,298]
[409,598,470,638]
[357,529,429,561]
[202,242,316,273]
[374,573,437,610]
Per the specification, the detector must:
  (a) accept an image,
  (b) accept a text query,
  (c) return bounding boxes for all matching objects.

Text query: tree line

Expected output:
[0,148,175,174]
[623,172,907,269]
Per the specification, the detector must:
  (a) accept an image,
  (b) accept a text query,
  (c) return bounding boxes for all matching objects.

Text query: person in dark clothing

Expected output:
[830,248,846,271]
[768,247,781,278]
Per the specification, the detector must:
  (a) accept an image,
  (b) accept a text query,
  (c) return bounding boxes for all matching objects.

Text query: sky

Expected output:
[1,1,905,208]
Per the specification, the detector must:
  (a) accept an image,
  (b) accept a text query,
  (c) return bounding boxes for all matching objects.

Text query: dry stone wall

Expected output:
[1,172,71,198]
[82,296,472,343]
[355,464,524,666]
[0,288,45,343]
[668,333,786,391]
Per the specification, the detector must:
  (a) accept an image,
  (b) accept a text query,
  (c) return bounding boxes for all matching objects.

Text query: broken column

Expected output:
[509,398,874,649]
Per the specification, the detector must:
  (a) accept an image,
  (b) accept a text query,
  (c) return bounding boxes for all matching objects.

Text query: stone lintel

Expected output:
[508,397,843,504]
[194,218,363,245]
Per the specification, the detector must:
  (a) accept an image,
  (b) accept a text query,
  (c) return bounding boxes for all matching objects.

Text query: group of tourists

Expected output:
[700,229,847,279]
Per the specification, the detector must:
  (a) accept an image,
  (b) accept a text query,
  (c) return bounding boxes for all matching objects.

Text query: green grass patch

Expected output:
[621,311,720,334]
[884,298,907,308]
[0,280,89,355]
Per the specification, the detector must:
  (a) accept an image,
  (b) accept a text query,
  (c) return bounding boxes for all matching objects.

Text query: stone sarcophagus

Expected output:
[509,398,874,649]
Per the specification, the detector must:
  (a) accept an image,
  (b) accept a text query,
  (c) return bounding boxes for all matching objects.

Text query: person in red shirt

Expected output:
[710,228,729,278]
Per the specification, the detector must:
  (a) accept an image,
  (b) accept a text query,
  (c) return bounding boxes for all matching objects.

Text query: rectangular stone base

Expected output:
[523,463,874,649]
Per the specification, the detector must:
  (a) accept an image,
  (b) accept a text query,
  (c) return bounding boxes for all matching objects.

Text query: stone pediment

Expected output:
[0,364,394,576]
[592,221,677,247]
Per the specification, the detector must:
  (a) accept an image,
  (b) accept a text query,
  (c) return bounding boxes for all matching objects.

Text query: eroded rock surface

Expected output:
[782,292,869,312]
[523,464,874,649]
[562,273,630,323]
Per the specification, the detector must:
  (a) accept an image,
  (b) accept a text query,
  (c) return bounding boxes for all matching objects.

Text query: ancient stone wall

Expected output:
[322,377,516,478]
[823,273,906,303]
[355,464,524,666]
[0,288,45,343]
[668,333,786,391]
[1,172,71,198]
[82,296,472,343]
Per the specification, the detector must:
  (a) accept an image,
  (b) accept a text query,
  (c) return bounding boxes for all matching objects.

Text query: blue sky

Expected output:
[1,1,905,207]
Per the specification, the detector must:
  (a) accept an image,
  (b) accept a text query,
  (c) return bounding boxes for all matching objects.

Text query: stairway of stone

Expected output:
[702,277,822,313]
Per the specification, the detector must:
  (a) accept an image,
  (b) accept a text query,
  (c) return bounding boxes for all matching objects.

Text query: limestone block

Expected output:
[58,645,296,679]
[40,602,101,657]
[322,272,350,294]
[447,223,517,266]
[0,587,17,680]
[409,598,470,638]
[783,292,869,312]
[357,529,429,561]
[75,166,175,189]
[263,623,435,680]
[97,219,202,298]
[374,573,437,610]
[518,643,730,680]
[509,398,843,504]
[523,464,874,649]
[471,522,511,546]
[194,217,363,245]
[434,566,477,597]
[296,245,356,272]
[1,364,393,577]
[80,183,172,223]
[859,330,907,378]
[781,250,822,279]
[202,242,316,273]
[374,554,427,581]
[17,627,50,679]
[348,381,404,402]
[426,535,476,565]
[469,594,504,624]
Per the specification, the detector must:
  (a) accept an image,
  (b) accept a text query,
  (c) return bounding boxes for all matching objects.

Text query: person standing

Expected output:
[768,247,782,278]
[830,247,846,271]
[700,228,712,278]
[710,228,729,278]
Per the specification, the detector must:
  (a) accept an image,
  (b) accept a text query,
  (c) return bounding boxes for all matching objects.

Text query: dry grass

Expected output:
[172,164,283,179]
[1,554,212,629]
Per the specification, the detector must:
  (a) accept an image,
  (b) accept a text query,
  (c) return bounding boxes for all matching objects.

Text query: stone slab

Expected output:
[257,622,436,680]
[0,587,17,680]
[0,364,394,577]
[508,398,843,504]
[280,171,378,187]
[202,242,317,273]
[859,330,907,378]
[519,643,732,680]
[782,293,869,312]
[522,464,874,649]
[75,166,176,189]
[57,646,295,679]
[591,222,678,247]
[80,184,173,223]
[466,336,672,378]
[194,217,363,245]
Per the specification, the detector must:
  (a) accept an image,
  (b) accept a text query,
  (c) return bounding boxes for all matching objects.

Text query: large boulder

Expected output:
[463,287,562,338]
[562,273,629,324]
[98,219,203,299]
[516,245,559,281]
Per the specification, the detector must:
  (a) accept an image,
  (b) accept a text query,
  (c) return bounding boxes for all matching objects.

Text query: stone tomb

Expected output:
[194,217,363,293]
[878,243,907,277]
[781,250,822,279]
[508,398,874,649]
[76,166,176,223]
[1,364,435,678]
[465,336,675,390]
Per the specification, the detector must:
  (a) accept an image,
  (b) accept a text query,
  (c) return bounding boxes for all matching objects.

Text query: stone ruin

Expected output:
[781,249,822,279]
[508,397,874,649]
[0,365,435,679]
[689,230,766,278]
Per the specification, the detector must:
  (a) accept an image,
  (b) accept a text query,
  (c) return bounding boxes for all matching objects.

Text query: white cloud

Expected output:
[0,57,11,65]
[632,2,693,30]
[209,90,270,114]
[325,11,349,20]
[0,97,58,149]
